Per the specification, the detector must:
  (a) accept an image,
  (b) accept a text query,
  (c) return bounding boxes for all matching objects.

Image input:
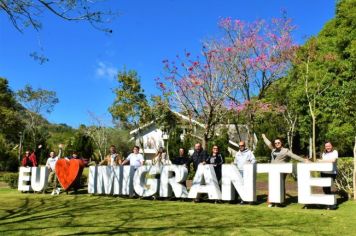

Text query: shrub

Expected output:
[334,157,353,199]
[3,172,19,189]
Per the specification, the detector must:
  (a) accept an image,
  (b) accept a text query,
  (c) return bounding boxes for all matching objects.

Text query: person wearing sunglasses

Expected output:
[262,134,309,207]
[206,145,224,182]
[234,141,256,177]
[262,134,308,164]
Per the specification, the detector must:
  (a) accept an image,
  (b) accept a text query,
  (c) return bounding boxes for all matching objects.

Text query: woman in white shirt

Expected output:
[318,141,338,195]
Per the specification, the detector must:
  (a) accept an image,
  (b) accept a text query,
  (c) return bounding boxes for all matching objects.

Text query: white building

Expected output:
[129,112,254,160]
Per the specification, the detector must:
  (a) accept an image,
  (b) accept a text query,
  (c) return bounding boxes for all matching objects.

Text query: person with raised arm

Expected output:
[234,141,256,177]
[21,144,42,167]
[45,144,63,195]
[262,134,309,207]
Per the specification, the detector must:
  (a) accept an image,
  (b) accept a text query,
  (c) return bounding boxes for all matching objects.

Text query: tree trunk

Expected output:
[312,114,316,162]
[202,133,208,150]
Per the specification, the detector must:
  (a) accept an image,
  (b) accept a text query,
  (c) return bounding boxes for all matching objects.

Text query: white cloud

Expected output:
[95,61,117,80]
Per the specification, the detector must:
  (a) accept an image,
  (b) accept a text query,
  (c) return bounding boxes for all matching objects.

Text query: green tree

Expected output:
[16,84,59,151]
[259,0,355,157]
[110,69,153,129]
[67,127,95,159]
[0,78,24,143]
[0,78,25,169]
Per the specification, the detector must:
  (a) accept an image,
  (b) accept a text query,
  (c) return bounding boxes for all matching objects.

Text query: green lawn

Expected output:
[0,187,356,235]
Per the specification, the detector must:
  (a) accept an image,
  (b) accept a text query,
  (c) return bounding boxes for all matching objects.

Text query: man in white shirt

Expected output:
[46,144,63,195]
[234,141,256,177]
[122,146,144,169]
[234,141,256,204]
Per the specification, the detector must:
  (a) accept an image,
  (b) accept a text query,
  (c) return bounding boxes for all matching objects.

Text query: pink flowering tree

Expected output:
[158,49,242,149]
[158,16,296,149]
[206,15,297,148]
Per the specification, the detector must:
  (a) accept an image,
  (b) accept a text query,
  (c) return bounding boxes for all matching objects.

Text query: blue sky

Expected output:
[0,0,336,128]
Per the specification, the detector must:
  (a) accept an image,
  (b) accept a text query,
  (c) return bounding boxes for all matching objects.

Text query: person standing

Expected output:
[152,147,169,166]
[172,148,190,168]
[190,143,208,171]
[121,146,144,170]
[318,141,338,210]
[46,144,63,195]
[262,134,308,207]
[206,145,224,182]
[234,141,256,177]
[21,144,42,167]
[99,145,122,166]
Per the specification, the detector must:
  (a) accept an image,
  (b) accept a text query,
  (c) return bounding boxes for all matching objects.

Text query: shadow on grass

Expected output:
[0,186,349,235]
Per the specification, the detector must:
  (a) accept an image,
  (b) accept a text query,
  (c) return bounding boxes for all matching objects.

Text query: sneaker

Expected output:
[240,200,244,205]
[268,203,274,208]
[55,188,61,195]
[51,190,55,195]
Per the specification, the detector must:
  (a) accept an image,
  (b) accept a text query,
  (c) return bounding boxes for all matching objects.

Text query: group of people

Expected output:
[99,145,145,169]
[21,144,87,195]
[21,134,338,208]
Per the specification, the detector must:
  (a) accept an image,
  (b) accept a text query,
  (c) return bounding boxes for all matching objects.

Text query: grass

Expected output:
[1,186,356,236]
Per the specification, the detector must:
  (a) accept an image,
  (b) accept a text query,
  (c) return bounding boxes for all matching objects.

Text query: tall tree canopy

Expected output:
[109,69,153,129]
[0,77,24,143]
[261,0,356,156]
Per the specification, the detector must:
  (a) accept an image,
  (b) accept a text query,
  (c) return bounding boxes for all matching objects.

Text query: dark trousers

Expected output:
[320,172,336,194]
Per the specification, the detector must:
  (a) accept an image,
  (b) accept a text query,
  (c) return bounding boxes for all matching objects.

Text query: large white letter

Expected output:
[122,166,135,196]
[96,166,121,195]
[188,164,221,200]
[298,163,336,205]
[221,164,256,202]
[88,166,121,195]
[88,166,97,194]
[18,167,32,191]
[160,165,188,198]
[133,165,160,197]
[30,167,49,192]
[257,163,293,203]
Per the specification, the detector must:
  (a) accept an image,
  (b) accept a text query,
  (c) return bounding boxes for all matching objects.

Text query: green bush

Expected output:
[334,157,354,199]
[256,156,270,163]
[3,172,19,189]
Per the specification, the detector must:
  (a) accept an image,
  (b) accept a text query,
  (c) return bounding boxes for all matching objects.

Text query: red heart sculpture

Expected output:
[55,159,84,191]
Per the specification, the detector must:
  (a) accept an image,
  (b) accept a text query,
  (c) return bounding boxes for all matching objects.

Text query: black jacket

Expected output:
[172,156,190,165]
[190,149,208,171]
[206,153,224,166]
